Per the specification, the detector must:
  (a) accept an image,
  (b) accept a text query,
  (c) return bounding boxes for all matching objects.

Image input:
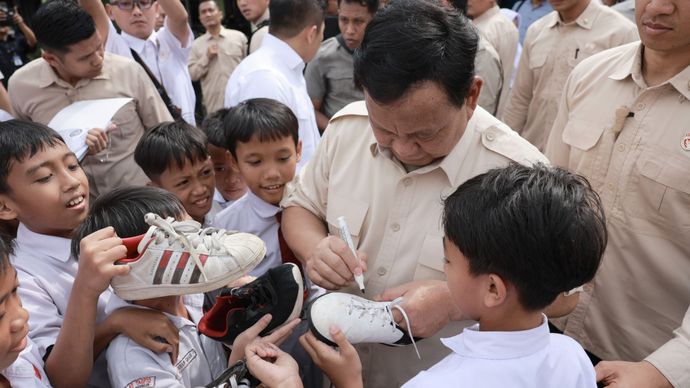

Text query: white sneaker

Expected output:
[307,293,420,358]
[111,213,266,300]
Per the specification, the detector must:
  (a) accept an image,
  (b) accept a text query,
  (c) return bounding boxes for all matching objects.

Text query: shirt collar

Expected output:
[38,56,110,89]
[252,9,270,30]
[262,33,304,72]
[15,223,72,263]
[546,0,600,29]
[247,190,281,219]
[121,30,157,54]
[442,315,550,360]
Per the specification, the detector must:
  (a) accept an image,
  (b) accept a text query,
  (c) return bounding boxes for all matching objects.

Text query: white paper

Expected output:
[48,98,133,160]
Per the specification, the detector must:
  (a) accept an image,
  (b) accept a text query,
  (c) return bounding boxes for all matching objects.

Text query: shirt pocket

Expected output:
[561,118,610,185]
[328,69,356,95]
[623,146,690,238]
[325,192,369,248]
[412,234,445,282]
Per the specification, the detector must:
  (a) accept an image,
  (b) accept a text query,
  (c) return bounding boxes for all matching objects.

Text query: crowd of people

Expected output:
[0,0,687,387]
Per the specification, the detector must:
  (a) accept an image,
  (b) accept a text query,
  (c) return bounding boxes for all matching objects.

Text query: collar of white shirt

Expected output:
[15,223,72,263]
[261,33,305,73]
[121,30,158,54]
[442,315,550,360]
[246,190,281,220]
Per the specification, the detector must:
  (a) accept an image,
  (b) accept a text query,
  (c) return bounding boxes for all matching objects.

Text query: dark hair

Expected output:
[201,108,231,148]
[337,0,379,14]
[71,186,186,258]
[269,0,326,38]
[442,163,607,311]
[199,0,220,7]
[353,0,477,107]
[134,121,210,181]
[223,98,298,159]
[0,120,65,194]
[0,233,13,275]
[32,0,97,54]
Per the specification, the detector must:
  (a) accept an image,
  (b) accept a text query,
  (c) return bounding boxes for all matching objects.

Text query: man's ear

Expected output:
[105,3,116,20]
[484,273,508,308]
[41,50,61,69]
[464,76,483,119]
[305,24,319,44]
[0,196,18,222]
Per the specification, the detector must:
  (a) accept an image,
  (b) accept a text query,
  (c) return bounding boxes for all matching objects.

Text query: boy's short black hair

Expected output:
[201,108,231,148]
[33,0,97,54]
[134,121,210,181]
[269,0,326,39]
[442,163,607,311]
[223,98,299,159]
[0,120,65,194]
[337,0,379,15]
[71,186,186,258]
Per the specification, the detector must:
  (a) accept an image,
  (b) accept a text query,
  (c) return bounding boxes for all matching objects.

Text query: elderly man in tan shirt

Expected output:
[502,0,638,150]
[189,0,247,114]
[281,1,547,386]
[9,1,171,199]
[467,0,518,116]
[544,0,690,386]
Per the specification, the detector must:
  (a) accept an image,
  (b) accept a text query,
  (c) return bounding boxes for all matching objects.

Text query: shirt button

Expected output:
[617,144,625,152]
[635,102,645,111]
[486,132,496,141]
[403,177,412,186]
[377,267,387,276]
[607,183,615,191]
[391,222,400,232]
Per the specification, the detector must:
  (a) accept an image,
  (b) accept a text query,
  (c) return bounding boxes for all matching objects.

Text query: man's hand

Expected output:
[229,314,300,365]
[11,7,23,25]
[75,227,129,299]
[375,279,463,338]
[207,44,218,60]
[596,361,672,388]
[300,327,363,388]
[245,341,303,388]
[108,308,181,363]
[304,236,367,290]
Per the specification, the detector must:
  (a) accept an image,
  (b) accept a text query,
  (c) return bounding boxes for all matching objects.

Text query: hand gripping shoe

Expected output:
[111,213,266,300]
[307,292,421,358]
[198,263,304,345]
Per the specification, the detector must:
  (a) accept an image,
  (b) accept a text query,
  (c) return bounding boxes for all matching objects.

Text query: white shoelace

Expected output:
[346,296,421,359]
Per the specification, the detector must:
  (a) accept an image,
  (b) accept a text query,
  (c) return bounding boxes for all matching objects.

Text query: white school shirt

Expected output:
[11,224,112,388]
[106,294,227,388]
[105,20,196,125]
[224,34,321,171]
[403,316,596,388]
[1,337,51,387]
[212,188,242,210]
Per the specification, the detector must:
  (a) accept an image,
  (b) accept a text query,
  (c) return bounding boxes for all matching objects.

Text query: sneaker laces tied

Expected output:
[346,296,421,359]
[145,213,210,282]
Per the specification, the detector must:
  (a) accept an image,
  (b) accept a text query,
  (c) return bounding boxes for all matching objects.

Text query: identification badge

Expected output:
[12,54,22,67]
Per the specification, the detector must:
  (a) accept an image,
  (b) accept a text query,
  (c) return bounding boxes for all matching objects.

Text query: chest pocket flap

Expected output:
[326,192,369,239]
[562,118,606,151]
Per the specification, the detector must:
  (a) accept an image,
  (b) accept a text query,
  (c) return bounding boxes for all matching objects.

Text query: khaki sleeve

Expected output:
[475,42,502,116]
[502,29,535,133]
[188,40,210,81]
[645,307,690,388]
[134,65,173,127]
[544,69,575,168]
[7,74,30,121]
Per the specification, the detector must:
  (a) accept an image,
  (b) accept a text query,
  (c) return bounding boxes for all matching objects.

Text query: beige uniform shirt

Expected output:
[283,101,547,387]
[189,27,247,114]
[9,53,172,198]
[545,42,690,388]
[475,36,503,116]
[249,10,270,54]
[472,4,519,117]
[503,0,638,150]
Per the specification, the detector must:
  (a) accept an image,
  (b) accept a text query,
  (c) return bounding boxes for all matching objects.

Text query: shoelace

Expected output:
[347,296,421,359]
[145,213,212,282]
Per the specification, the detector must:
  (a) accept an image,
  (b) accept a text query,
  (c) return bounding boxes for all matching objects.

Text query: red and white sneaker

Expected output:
[111,213,266,300]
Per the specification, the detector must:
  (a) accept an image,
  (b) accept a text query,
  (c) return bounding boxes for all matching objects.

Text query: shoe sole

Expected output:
[274,263,304,333]
[113,244,266,300]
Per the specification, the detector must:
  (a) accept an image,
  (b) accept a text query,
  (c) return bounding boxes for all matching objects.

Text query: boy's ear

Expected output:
[483,274,507,308]
[295,140,303,163]
[0,196,18,221]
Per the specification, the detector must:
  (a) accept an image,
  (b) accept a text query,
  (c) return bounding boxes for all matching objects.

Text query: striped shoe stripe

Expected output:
[188,254,209,284]
[171,252,190,284]
[153,250,174,285]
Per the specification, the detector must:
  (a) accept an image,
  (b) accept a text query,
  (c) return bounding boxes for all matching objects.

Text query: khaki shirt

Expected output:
[189,27,247,114]
[472,4,519,117]
[305,36,363,118]
[9,53,172,198]
[249,10,270,54]
[545,42,690,388]
[503,0,638,150]
[283,101,547,387]
[475,37,503,116]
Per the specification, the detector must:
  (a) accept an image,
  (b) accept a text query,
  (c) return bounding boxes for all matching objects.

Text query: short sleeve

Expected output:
[305,54,326,102]
[15,270,64,358]
[107,337,185,388]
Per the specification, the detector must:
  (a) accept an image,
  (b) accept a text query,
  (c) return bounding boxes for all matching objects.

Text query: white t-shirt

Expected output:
[1,338,51,387]
[403,316,596,388]
[224,34,321,171]
[104,20,196,125]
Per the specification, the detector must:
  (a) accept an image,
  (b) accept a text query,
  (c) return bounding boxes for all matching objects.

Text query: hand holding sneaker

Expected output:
[229,314,300,365]
[75,226,129,298]
[105,307,180,363]
[245,341,303,388]
[300,327,363,388]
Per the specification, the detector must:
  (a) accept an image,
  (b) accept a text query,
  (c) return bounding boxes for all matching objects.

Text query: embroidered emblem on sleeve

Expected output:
[125,376,156,388]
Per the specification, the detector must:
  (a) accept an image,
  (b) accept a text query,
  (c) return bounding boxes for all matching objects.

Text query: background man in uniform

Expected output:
[237,0,270,53]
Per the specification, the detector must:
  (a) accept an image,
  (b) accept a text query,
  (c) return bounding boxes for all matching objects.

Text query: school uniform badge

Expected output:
[125,376,156,388]
[682,132,690,151]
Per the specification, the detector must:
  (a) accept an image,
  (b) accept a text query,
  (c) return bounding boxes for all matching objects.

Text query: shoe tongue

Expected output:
[138,224,160,253]
[173,220,202,233]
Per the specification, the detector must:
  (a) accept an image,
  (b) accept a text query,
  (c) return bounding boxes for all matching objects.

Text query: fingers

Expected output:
[329,237,362,276]
[329,326,355,355]
[86,128,109,155]
[299,331,328,365]
[595,361,615,383]
[262,318,300,346]
[244,314,273,338]
[373,283,411,302]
